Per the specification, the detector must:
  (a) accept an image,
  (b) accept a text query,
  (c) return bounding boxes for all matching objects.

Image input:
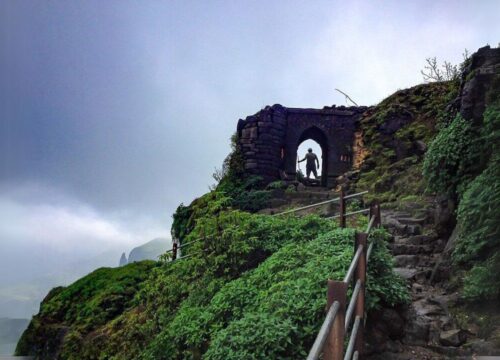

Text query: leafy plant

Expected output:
[423,114,481,198]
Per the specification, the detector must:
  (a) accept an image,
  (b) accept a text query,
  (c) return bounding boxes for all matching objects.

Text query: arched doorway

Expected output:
[296,126,328,187]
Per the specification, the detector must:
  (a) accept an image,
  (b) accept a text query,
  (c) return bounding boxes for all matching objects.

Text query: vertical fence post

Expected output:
[354,232,368,357]
[324,280,347,360]
[172,241,178,261]
[339,188,346,228]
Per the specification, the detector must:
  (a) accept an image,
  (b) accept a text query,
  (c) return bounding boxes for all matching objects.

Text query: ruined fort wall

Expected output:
[237,104,368,187]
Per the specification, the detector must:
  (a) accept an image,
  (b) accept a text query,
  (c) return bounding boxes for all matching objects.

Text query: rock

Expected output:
[404,313,430,345]
[434,194,456,238]
[397,217,426,226]
[467,338,500,356]
[406,225,421,235]
[414,140,427,154]
[395,255,419,268]
[439,329,465,347]
[458,45,500,123]
[413,299,445,317]
[119,252,128,266]
[384,217,408,233]
[394,267,418,280]
[380,308,406,339]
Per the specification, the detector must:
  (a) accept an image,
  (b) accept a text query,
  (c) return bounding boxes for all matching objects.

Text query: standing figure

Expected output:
[298,148,320,179]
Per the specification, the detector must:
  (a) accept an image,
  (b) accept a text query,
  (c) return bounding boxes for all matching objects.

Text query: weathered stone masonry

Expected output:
[236,104,368,187]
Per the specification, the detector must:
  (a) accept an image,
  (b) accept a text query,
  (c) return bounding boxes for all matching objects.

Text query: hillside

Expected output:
[16,46,500,359]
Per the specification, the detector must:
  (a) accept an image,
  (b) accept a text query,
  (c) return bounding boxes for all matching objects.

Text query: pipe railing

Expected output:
[170,189,370,261]
[307,201,382,360]
[274,190,368,216]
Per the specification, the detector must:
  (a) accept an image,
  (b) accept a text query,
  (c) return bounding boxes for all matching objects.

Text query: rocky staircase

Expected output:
[367,201,495,359]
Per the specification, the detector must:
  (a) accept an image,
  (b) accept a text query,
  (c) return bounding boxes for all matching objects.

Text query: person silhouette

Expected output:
[298,148,320,179]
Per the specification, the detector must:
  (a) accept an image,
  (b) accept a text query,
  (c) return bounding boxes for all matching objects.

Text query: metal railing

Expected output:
[274,190,369,217]
[162,238,201,260]
[306,201,381,360]
[168,189,370,261]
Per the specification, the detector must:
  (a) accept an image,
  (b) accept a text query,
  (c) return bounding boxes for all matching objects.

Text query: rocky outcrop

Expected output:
[119,252,128,266]
[456,45,500,123]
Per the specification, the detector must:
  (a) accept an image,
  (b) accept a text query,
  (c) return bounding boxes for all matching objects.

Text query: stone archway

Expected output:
[236,104,368,188]
[295,126,329,187]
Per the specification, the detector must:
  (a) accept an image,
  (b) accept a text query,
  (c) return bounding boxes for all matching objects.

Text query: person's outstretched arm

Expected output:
[298,156,306,163]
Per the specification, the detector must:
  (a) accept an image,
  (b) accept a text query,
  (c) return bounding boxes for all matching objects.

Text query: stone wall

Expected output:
[236,104,368,187]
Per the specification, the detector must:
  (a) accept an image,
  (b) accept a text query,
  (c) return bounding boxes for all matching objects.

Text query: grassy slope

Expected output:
[16,211,407,359]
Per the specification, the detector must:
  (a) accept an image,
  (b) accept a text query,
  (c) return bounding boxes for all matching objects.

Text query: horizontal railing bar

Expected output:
[275,197,340,216]
[343,190,369,200]
[306,300,340,360]
[327,208,370,219]
[345,279,362,331]
[366,242,374,264]
[343,245,363,284]
[179,240,197,248]
[274,191,369,216]
[366,215,376,234]
[343,316,361,360]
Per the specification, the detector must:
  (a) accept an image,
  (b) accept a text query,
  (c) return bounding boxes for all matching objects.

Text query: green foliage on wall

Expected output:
[422,114,480,198]
[451,105,500,300]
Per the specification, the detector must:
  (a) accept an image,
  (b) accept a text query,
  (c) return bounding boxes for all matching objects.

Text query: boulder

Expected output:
[434,194,456,238]
[439,329,466,347]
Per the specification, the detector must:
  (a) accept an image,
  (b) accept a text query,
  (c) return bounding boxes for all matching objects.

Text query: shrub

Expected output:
[462,253,500,301]
[453,159,500,264]
[423,114,480,198]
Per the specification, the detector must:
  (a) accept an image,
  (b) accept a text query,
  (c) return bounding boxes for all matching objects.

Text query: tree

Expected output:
[421,49,470,83]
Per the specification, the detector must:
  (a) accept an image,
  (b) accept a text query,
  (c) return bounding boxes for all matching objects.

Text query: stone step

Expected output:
[383,218,422,236]
[396,234,435,246]
[389,243,435,255]
[395,217,427,226]
[413,298,447,317]
[394,254,438,268]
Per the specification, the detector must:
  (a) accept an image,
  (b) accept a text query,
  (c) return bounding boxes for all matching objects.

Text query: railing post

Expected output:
[172,241,178,261]
[339,188,346,228]
[354,232,367,358]
[324,280,347,360]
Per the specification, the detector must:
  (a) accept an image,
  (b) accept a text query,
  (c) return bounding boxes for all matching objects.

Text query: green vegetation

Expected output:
[422,114,480,199]
[16,261,157,357]
[452,106,500,300]
[354,81,459,203]
[17,196,408,359]
[423,81,500,300]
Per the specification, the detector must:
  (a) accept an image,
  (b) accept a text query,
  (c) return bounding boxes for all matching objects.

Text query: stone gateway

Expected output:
[236,104,368,187]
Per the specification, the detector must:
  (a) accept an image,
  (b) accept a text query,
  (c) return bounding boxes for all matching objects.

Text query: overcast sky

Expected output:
[0,0,499,316]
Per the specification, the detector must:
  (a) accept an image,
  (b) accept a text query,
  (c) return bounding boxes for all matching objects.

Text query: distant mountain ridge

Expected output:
[119,238,170,266]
